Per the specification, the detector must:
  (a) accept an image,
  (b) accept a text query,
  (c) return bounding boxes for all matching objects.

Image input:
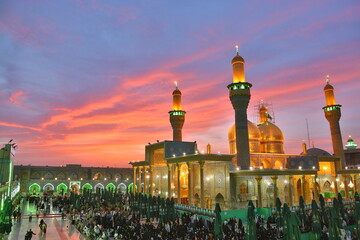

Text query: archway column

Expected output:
[271,176,278,207]
[176,163,181,203]
[144,166,148,194]
[133,167,137,195]
[301,175,306,203]
[353,174,358,193]
[138,167,142,193]
[333,175,338,196]
[199,161,205,208]
[187,162,193,206]
[255,176,262,208]
[288,175,293,206]
[313,175,319,202]
[343,174,348,198]
[149,166,154,195]
[167,164,172,198]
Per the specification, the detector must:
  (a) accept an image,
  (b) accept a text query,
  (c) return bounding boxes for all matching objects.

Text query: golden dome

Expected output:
[228,120,261,154]
[258,121,284,153]
[228,121,260,141]
[258,121,284,141]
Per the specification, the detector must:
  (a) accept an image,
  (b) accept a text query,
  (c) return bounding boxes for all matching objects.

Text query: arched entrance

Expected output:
[43,183,55,193]
[194,193,200,207]
[323,181,332,198]
[215,193,225,208]
[117,183,127,193]
[127,183,137,194]
[106,183,116,193]
[57,183,68,196]
[261,159,271,169]
[274,160,283,169]
[266,183,275,207]
[93,173,103,180]
[29,183,41,195]
[82,183,93,193]
[94,183,104,193]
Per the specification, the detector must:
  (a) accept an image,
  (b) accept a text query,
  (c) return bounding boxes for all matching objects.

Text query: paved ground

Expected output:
[4,201,85,240]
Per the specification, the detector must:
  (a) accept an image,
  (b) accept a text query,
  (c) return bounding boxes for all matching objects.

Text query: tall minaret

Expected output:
[227,46,252,169]
[322,75,346,169]
[169,82,186,141]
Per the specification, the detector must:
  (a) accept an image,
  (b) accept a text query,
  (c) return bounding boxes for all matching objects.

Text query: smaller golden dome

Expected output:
[258,121,284,141]
[231,54,245,64]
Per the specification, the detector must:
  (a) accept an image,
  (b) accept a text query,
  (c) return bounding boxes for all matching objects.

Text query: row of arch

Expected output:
[28,182,127,195]
[30,171,131,181]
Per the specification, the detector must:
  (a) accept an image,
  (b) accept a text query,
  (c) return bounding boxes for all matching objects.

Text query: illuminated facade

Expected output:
[13,164,133,196]
[130,50,360,210]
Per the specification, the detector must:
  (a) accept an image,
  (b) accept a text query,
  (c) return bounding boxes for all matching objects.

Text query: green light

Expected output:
[346,139,357,149]
[57,183,68,194]
[82,183,93,190]
[106,183,116,192]
[1,195,3,211]
[227,82,252,91]
[170,110,186,116]
[324,105,341,112]
[29,183,41,195]
[7,158,12,197]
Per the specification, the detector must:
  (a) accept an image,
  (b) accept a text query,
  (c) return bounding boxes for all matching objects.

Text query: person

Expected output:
[29,212,32,222]
[25,229,36,240]
[39,219,47,234]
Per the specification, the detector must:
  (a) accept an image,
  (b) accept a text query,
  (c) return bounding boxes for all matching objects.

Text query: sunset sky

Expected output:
[0,1,359,167]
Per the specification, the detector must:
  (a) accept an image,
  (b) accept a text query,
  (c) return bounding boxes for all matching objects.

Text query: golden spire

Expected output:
[172,81,182,111]
[231,45,245,83]
[324,75,336,106]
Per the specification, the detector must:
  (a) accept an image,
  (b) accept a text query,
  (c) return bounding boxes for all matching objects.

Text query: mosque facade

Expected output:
[0,50,359,211]
[130,50,360,210]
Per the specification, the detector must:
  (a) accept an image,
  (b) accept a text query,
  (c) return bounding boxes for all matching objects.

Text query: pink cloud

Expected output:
[9,90,25,105]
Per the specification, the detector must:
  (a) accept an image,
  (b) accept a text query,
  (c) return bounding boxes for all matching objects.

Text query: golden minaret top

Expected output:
[231,45,245,83]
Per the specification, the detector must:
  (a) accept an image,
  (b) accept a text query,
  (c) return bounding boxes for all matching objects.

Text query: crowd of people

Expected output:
[17,191,360,240]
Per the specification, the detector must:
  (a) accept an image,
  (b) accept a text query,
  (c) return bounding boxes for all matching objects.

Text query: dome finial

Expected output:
[235,45,239,55]
[174,81,178,89]
[326,74,330,84]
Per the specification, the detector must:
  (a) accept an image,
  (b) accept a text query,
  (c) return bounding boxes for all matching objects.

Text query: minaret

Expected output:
[227,46,252,169]
[345,136,357,150]
[169,82,186,141]
[322,75,346,169]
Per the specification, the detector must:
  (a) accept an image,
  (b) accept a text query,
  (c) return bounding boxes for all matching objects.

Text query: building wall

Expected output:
[14,164,132,194]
